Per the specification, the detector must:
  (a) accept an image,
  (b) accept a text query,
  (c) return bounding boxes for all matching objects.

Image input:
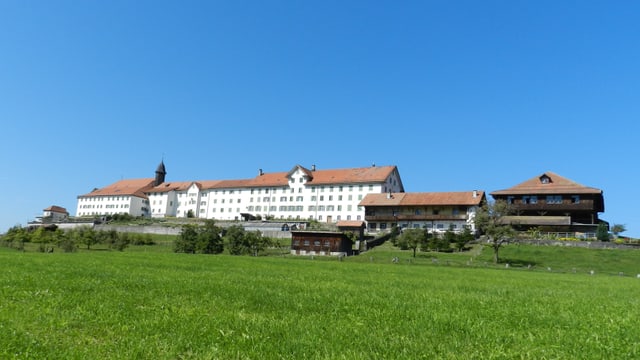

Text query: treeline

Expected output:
[391,226,475,257]
[174,220,276,256]
[0,225,154,252]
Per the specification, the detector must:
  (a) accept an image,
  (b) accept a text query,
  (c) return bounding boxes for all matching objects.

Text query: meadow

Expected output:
[1,241,640,359]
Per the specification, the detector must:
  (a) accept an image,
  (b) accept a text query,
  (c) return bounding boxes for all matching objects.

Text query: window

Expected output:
[320,196,324,201]
[299,177,304,183]
[329,195,333,201]
[507,196,514,204]
[339,186,343,192]
[296,196,304,202]
[358,185,363,191]
[546,195,562,204]
[571,195,580,204]
[349,185,353,192]
[329,186,334,192]
[368,184,373,191]
[311,196,317,202]
[338,195,343,201]
[280,196,287,202]
[337,205,342,211]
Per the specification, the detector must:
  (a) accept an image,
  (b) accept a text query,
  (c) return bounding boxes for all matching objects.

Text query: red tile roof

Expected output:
[336,220,366,228]
[43,205,68,214]
[79,178,155,199]
[359,191,485,207]
[491,172,602,196]
[148,165,400,191]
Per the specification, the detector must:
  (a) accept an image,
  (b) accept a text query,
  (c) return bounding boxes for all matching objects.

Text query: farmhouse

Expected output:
[490,172,606,235]
[360,191,485,234]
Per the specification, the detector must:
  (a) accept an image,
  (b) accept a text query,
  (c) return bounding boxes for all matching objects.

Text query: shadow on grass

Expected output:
[500,258,539,268]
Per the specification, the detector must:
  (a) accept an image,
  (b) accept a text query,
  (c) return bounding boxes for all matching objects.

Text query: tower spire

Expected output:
[154,159,166,186]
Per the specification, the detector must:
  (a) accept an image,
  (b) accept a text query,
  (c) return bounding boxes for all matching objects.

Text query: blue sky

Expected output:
[1,1,638,237]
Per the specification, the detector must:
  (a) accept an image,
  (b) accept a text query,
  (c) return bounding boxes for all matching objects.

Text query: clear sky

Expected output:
[1,1,638,237]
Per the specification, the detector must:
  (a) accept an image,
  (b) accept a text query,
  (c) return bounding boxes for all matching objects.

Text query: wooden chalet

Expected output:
[359,191,486,233]
[490,172,606,234]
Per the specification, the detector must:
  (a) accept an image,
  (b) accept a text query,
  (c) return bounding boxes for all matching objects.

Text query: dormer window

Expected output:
[540,175,551,184]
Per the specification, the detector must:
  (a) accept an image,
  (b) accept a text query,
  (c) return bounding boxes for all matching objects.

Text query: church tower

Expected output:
[154,160,166,186]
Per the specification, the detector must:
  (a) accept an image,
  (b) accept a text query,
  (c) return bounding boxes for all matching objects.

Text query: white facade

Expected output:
[146,165,404,223]
[77,164,404,224]
[76,195,150,217]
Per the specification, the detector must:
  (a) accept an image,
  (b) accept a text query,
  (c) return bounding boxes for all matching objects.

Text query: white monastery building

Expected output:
[77,162,405,223]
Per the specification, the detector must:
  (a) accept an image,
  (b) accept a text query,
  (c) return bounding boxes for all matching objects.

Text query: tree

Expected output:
[174,224,198,253]
[611,224,627,239]
[596,222,610,242]
[73,226,100,250]
[454,227,474,252]
[397,228,427,257]
[246,231,270,256]
[474,200,515,264]
[196,220,224,254]
[2,225,31,250]
[225,225,248,255]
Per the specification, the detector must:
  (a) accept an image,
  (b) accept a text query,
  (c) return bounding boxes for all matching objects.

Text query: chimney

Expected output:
[387,191,392,199]
[258,169,263,176]
[473,190,478,198]
[311,164,316,171]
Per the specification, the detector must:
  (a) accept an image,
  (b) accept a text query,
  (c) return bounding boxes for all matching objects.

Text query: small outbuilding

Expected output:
[290,231,353,256]
[336,220,366,240]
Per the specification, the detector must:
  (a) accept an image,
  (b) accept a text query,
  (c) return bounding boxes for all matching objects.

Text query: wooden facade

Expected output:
[491,172,605,233]
[359,191,485,233]
[290,231,352,256]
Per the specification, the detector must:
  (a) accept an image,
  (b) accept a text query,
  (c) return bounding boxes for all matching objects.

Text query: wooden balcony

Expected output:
[512,202,597,212]
[365,214,467,222]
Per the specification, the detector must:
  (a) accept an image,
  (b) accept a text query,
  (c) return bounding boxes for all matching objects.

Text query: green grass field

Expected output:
[1,242,640,359]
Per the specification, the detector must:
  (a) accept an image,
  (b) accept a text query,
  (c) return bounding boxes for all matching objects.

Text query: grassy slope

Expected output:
[1,244,640,359]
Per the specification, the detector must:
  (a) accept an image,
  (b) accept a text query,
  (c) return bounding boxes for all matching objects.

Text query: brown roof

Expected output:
[149,165,400,191]
[359,191,485,207]
[79,178,155,199]
[336,220,366,228]
[491,172,603,196]
[306,165,399,186]
[147,181,196,193]
[43,205,68,214]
